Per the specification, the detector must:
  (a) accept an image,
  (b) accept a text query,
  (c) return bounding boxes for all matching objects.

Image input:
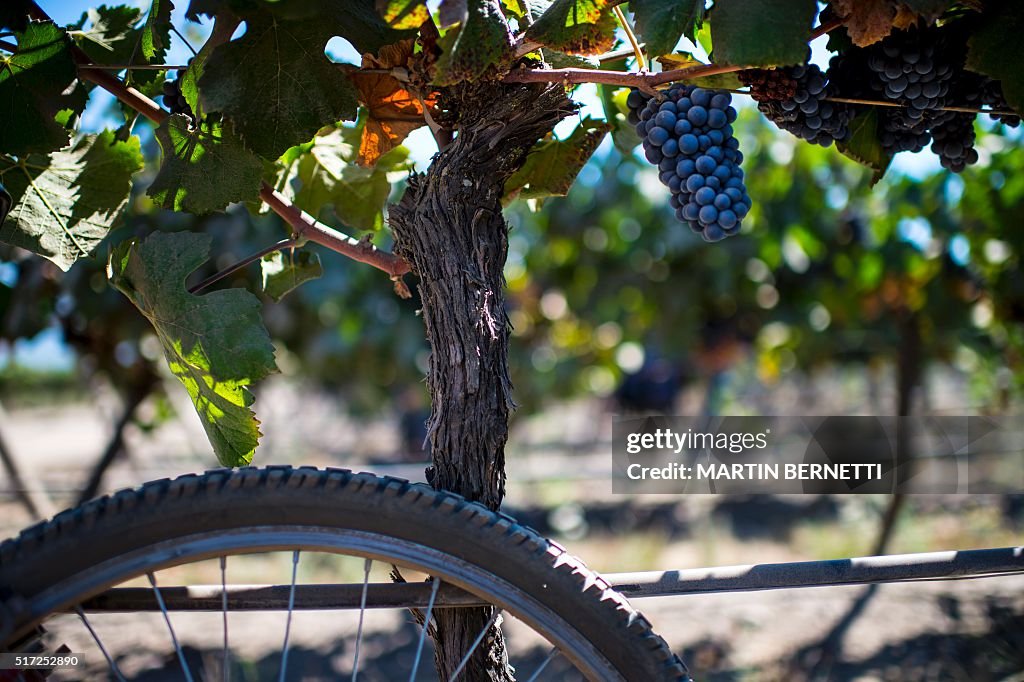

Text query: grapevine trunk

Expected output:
[390,80,574,681]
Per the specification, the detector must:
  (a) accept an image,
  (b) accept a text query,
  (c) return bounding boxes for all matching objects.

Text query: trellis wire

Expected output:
[68,63,1018,118]
[69,546,1023,611]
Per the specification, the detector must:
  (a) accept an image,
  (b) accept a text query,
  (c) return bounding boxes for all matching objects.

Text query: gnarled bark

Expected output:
[390,80,573,681]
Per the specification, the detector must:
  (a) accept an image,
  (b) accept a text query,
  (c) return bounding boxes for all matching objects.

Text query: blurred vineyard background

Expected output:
[2,5,1024,678]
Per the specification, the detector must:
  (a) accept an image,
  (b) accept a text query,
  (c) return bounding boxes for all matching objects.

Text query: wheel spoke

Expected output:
[525,647,559,682]
[277,550,301,682]
[408,576,441,682]
[220,555,229,682]
[447,608,502,682]
[351,558,373,681]
[75,606,127,682]
[148,572,194,682]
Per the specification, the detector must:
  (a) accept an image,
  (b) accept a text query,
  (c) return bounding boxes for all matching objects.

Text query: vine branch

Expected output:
[504,17,845,88]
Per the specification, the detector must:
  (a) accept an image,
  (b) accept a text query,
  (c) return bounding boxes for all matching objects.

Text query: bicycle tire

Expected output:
[0,466,688,681]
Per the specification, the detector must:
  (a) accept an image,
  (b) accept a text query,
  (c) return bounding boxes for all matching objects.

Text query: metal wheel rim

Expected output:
[15,525,620,680]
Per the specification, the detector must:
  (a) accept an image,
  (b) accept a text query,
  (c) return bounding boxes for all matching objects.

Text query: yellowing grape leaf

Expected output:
[378,0,430,28]
[109,231,278,466]
[347,39,436,166]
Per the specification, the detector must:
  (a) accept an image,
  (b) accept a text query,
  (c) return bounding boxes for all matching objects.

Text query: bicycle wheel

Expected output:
[0,466,688,681]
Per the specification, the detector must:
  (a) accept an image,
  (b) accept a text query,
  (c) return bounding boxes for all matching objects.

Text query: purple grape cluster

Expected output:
[743,64,853,147]
[162,68,194,122]
[981,78,1021,128]
[928,74,983,172]
[627,85,751,242]
[864,25,955,156]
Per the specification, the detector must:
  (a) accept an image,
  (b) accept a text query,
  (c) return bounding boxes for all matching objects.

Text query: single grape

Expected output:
[698,205,719,224]
[648,126,670,146]
[695,186,716,206]
[718,209,738,229]
[695,155,716,175]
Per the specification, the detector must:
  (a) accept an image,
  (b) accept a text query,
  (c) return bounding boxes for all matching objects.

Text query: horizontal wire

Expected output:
[72,62,1020,118]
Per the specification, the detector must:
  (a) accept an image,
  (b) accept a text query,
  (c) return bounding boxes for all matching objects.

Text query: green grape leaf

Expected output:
[500,0,528,19]
[199,15,359,159]
[434,0,514,85]
[504,117,611,201]
[148,114,263,213]
[967,1,1024,117]
[334,0,420,55]
[261,249,323,301]
[379,0,430,28]
[0,131,143,271]
[276,122,409,231]
[526,0,618,56]
[108,231,277,466]
[141,0,172,61]
[631,0,703,58]
[0,22,87,156]
[710,0,817,67]
[72,5,144,65]
[837,109,892,187]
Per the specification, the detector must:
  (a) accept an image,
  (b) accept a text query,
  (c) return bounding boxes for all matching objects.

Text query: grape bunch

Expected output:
[981,78,1022,128]
[927,73,983,172]
[627,85,751,242]
[864,25,955,155]
[162,69,194,122]
[741,64,852,147]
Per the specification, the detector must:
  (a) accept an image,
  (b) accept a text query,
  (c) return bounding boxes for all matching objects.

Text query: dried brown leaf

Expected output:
[892,5,918,29]
[347,39,438,166]
[832,0,897,47]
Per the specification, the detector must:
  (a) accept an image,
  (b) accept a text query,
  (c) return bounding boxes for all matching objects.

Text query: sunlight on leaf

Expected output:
[0,130,142,270]
[261,249,323,301]
[148,114,263,213]
[109,231,278,466]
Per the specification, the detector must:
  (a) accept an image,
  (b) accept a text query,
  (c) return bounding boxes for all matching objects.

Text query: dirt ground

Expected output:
[1,385,1022,680]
